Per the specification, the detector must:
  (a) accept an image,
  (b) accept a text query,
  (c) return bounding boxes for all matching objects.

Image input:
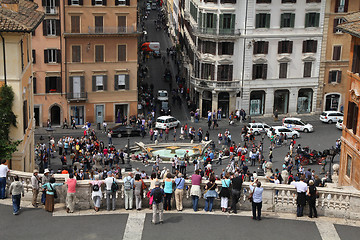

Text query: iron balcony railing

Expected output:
[45,6,58,15]
[195,27,241,36]
[67,92,87,101]
[88,26,137,34]
[190,76,240,90]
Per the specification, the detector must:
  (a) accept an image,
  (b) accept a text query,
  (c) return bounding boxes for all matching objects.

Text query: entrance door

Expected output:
[218,92,229,118]
[70,106,84,125]
[274,90,289,114]
[73,76,81,98]
[115,104,128,123]
[34,107,40,126]
[325,94,340,111]
[50,105,61,126]
[95,105,104,124]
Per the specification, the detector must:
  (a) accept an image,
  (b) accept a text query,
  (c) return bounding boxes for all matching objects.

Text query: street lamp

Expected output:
[124,127,133,172]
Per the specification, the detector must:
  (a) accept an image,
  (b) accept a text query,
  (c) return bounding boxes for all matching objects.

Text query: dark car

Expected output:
[109,125,143,138]
[160,101,171,116]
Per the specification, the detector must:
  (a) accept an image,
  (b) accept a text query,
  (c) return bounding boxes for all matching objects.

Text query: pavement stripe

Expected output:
[123,212,146,240]
[316,221,341,240]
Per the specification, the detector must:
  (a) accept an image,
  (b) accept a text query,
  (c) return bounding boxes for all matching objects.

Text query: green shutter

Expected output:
[230,14,235,30]
[219,14,223,29]
[213,14,217,29]
[280,14,285,28]
[305,13,309,27]
[290,13,295,28]
[315,13,320,27]
[199,12,203,29]
[265,14,270,28]
[256,14,260,28]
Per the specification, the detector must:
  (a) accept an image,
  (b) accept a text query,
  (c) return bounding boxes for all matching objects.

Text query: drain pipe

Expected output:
[0,33,7,85]
[241,0,249,99]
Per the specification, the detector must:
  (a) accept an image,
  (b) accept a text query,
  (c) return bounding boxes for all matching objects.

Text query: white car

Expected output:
[157,90,168,102]
[267,126,300,139]
[336,119,343,130]
[155,116,180,129]
[247,123,271,135]
[320,111,344,124]
[282,117,313,133]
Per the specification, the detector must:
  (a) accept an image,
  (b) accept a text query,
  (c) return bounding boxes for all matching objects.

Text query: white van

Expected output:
[157,90,168,102]
[155,116,181,129]
[282,117,313,133]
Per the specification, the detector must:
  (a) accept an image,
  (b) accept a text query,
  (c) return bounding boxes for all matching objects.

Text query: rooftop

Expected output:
[337,12,360,38]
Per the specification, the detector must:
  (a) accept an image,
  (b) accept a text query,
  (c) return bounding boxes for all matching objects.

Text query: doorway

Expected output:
[115,104,128,124]
[50,105,61,126]
[274,90,289,114]
[34,106,40,127]
[70,106,84,125]
[95,105,104,124]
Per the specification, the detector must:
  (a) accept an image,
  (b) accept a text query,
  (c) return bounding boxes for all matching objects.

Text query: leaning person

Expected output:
[65,173,77,213]
[42,177,64,212]
[190,169,202,212]
[250,179,263,220]
[90,175,103,212]
[307,180,318,218]
[9,175,24,215]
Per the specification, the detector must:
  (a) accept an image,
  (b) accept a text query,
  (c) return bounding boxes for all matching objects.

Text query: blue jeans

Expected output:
[192,196,199,211]
[297,204,304,217]
[0,177,6,199]
[12,194,21,213]
[205,197,214,212]
[41,191,46,204]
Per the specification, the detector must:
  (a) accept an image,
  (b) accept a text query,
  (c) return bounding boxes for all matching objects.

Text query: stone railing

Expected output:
[5,171,360,220]
[190,76,241,91]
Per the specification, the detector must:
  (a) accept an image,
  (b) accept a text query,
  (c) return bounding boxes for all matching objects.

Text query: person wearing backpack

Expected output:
[174,173,185,211]
[150,181,165,224]
[104,172,118,211]
[90,175,104,212]
[123,172,134,210]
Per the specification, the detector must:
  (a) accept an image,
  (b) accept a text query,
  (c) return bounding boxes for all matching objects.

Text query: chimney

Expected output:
[0,0,20,12]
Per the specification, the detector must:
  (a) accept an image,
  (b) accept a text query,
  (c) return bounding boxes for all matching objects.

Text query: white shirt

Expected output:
[104,176,115,191]
[291,181,308,193]
[0,164,9,178]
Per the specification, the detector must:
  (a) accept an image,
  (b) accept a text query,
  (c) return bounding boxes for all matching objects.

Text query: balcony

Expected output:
[190,76,240,91]
[45,6,58,15]
[88,26,137,34]
[67,92,87,101]
[193,27,241,39]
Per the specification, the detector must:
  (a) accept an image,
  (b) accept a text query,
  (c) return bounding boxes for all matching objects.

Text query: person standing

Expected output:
[190,169,202,212]
[250,179,263,220]
[90,175,103,212]
[41,169,51,205]
[204,175,218,212]
[163,173,174,211]
[31,169,41,207]
[65,173,77,213]
[107,131,113,146]
[123,172,134,210]
[104,172,118,211]
[0,159,9,199]
[42,177,64,212]
[9,175,24,215]
[291,176,308,217]
[231,172,243,214]
[307,180,318,218]
[174,173,185,211]
[150,181,165,224]
[219,173,231,212]
[134,174,143,210]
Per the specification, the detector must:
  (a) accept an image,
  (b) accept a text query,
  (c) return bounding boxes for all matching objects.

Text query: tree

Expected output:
[0,85,21,160]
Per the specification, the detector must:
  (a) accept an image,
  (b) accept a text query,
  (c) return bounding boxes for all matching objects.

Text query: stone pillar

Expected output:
[288,87,299,115]
[212,91,218,113]
[198,90,203,117]
[264,88,275,115]
[229,92,237,114]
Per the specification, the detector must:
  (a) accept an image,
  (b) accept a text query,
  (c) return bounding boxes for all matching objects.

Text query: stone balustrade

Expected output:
[5,170,360,220]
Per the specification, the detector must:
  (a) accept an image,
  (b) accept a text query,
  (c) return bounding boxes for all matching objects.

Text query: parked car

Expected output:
[267,126,300,139]
[155,116,180,129]
[160,101,171,116]
[146,3,151,10]
[336,119,343,130]
[247,123,271,135]
[151,2,157,9]
[320,111,344,124]
[282,117,313,133]
[157,90,168,101]
[110,125,143,138]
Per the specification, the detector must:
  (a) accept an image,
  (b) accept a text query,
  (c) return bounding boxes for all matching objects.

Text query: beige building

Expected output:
[318,0,359,113]
[63,0,139,126]
[0,0,44,170]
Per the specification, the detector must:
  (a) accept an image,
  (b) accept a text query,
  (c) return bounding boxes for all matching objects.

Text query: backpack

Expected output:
[111,179,119,192]
[153,188,163,204]
[92,184,100,191]
[124,177,132,190]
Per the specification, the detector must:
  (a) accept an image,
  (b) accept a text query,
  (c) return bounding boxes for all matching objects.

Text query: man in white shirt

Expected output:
[104,172,118,211]
[291,176,308,217]
[123,173,134,210]
[31,169,41,207]
[0,160,10,199]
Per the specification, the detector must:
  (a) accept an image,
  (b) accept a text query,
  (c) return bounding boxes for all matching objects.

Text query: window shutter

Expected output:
[213,14,217,29]
[289,41,293,53]
[346,102,354,129]
[57,77,62,93]
[344,0,349,12]
[219,14,223,29]
[42,0,46,6]
[45,77,50,93]
[265,14,270,28]
[252,65,256,80]
[68,0,72,5]
[44,50,49,63]
[335,0,340,12]
[56,20,61,36]
[278,41,282,54]
[33,77,37,94]
[80,76,85,93]
[229,42,234,55]
[103,0,107,6]
[79,0,83,5]
[255,14,260,28]
[290,13,295,28]
[126,0,130,6]
[333,19,338,33]
[91,0,95,5]
[114,75,119,90]
[312,40,317,53]
[218,42,222,55]
[338,71,342,83]
[57,50,61,63]
[353,105,358,135]
[115,0,120,5]
[253,42,258,54]
[92,76,96,91]
[228,65,233,81]
[230,14,235,30]
[32,49,36,64]
[302,41,306,53]
[69,77,73,93]
[55,0,60,6]
[315,13,320,27]
[328,71,333,83]
[125,75,130,90]
[264,41,269,54]
[280,14,285,28]
[43,20,47,36]
[305,13,309,27]
[262,64,268,79]
[199,12,203,28]
[103,75,108,90]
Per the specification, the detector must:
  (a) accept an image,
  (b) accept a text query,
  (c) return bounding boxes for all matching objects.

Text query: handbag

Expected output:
[248,188,254,202]
[49,184,58,199]
[203,182,216,199]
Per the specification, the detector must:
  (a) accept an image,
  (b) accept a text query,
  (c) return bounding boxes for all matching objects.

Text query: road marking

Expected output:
[316,221,341,240]
[123,212,146,240]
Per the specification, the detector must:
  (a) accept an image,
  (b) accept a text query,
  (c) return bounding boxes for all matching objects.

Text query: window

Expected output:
[118,45,126,61]
[305,13,320,28]
[201,63,215,80]
[346,155,352,177]
[352,45,360,74]
[44,49,61,63]
[45,76,62,93]
[95,45,104,62]
[278,41,293,54]
[72,45,81,62]
[302,40,317,53]
[306,0,321,2]
[94,16,103,33]
[92,0,106,5]
[71,16,80,33]
[335,0,348,13]
[332,46,342,60]
[280,13,295,28]
[220,14,235,34]
[252,64,268,79]
[333,18,346,33]
[256,0,271,3]
[253,41,269,54]
[23,100,28,134]
[115,0,126,6]
[346,101,358,134]
[256,13,270,28]
[202,41,216,54]
[114,74,129,90]
[328,70,342,83]
[279,63,288,78]
[190,1,198,23]
[218,42,234,55]
[33,77,37,94]
[118,16,126,33]
[32,49,36,64]
[282,0,296,3]
[92,75,107,91]
[68,0,83,5]
[303,62,312,77]
[220,0,236,4]
[43,19,60,36]
[206,13,216,28]
[217,65,233,81]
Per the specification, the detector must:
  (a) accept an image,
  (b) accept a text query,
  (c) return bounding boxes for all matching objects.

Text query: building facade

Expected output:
[0,0,44,171]
[317,0,358,114]
[182,0,326,117]
[337,13,360,190]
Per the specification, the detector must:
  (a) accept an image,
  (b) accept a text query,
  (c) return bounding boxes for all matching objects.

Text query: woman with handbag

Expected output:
[41,177,63,212]
[204,175,218,212]
[219,173,231,212]
[90,175,103,212]
[307,180,318,218]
